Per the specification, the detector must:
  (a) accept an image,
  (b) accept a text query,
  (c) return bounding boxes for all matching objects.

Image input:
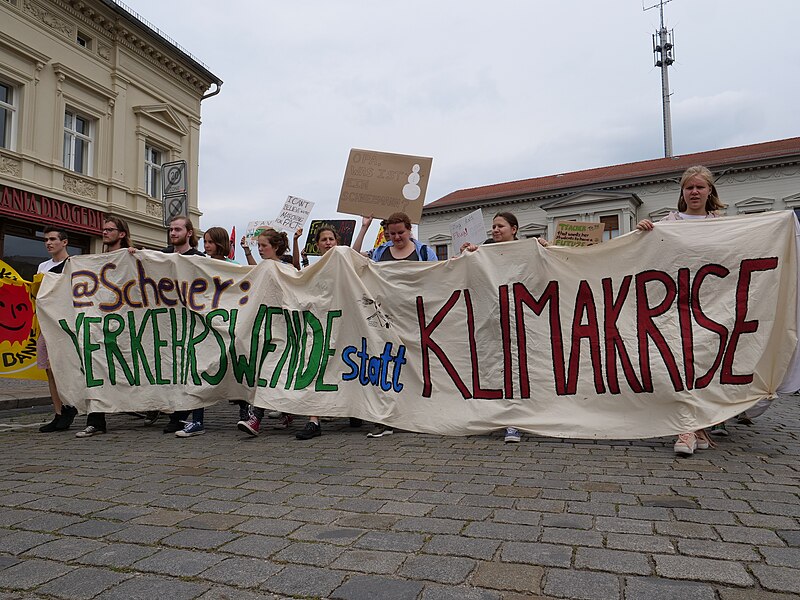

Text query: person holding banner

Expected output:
[461,212,548,443]
[170,226,242,438]
[37,226,78,433]
[293,225,363,440]
[143,216,206,433]
[75,216,133,438]
[238,228,295,436]
[637,165,726,455]
[357,212,438,438]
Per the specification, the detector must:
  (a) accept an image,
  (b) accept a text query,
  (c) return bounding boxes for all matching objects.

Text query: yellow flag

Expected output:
[0,260,47,380]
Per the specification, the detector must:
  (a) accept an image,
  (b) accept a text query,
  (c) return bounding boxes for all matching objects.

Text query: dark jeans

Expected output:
[86,412,107,431]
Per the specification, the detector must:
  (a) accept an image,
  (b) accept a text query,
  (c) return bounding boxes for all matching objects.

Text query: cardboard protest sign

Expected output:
[554,220,605,247]
[0,260,46,381]
[273,196,315,232]
[450,208,486,252]
[337,148,433,223]
[243,220,274,247]
[36,212,800,438]
[303,220,357,256]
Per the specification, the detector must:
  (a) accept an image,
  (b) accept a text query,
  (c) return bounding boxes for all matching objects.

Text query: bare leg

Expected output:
[46,368,62,414]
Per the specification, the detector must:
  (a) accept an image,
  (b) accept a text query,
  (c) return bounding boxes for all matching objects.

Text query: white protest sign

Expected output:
[450,208,487,252]
[244,220,274,247]
[273,196,315,232]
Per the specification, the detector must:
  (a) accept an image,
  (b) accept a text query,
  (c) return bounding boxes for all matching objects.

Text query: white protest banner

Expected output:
[243,220,274,247]
[450,208,486,252]
[273,196,314,232]
[337,149,433,223]
[37,211,799,439]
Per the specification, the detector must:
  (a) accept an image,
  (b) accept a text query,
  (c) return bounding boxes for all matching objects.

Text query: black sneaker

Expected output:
[54,406,78,431]
[143,411,160,426]
[39,414,60,433]
[296,421,321,440]
[163,420,183,434]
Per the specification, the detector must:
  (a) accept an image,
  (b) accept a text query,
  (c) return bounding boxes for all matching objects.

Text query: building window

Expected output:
[0,81,16,150]
[600,215,619,241]
[76,32,92,50]
[144,144,163,198]
[63,109,93,174]
[434,244,448,261]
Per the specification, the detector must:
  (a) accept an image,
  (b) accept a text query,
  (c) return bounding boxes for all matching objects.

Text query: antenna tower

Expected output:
[644,0,675,157]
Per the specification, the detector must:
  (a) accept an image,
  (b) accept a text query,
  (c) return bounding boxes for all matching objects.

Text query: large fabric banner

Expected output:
[0,260,47,381]
[37,211,800,438]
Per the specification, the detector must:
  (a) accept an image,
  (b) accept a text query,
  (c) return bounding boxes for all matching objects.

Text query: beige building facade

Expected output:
[0,0,222,278]
[420,138,800,259]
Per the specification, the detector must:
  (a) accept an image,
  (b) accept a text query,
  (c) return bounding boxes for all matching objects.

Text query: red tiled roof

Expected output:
[424,137,800,210]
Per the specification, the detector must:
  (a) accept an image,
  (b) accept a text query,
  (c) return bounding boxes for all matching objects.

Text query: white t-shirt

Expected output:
[37,258,66,274]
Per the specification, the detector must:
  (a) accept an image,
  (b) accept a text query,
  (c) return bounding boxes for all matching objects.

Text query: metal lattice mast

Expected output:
[645,0,675,157]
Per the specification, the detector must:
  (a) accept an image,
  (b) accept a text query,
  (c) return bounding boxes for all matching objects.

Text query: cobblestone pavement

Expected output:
[0,396,798,600]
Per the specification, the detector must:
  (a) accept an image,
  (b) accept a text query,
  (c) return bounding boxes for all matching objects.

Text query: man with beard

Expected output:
[75,216,133,438]
[143,216,205,432]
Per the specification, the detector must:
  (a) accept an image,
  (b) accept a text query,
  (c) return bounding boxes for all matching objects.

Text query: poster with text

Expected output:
[273,196,315,232]
[554,221,605,247]
[303,220,357,256]
[450,209,487,252]
[337,149,433,223]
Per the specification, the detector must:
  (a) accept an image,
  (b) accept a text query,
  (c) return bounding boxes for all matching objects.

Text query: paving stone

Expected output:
[76,543,158,567]
[0,558,72,589]
[105,524,177,544]
[198,557,282,587]
[500,542,572,567]
[574,547,651,574]
[751,564,800,594]
[463,521,540,541]
[399,554,476,584]
[132,509,192,526]
[0,556,19,570]
[777,530,800,547]
[13,513,84,532]
[491,509,540,526]
[219,534,290,558]
[470,561,543,593]
[654,522,717,539]
[91,505,153,522]
[540,513,593,530]
[334,513,400,530]
[378,500,435,516]
[594,517,653,534]
[393,516,465,535]
[420,584,501,599]
[94,574,211,599]
[329,574,424,600]
[26,537,105,561]
[543,568,620,600]
[196,585,278,600]
[0,530,57,555]
[654,555,753,586]
[677,539,760,561]
[541,527,604,547]
[715,525,786,545]
[761,547,800,568]
[718,588,800,600]
[423,535,501,560]
[59,519,126,538]
[330,548,407,574]
[606,533,675,553]
[261,564,346,597]
[178,513,248,530]
[36,566,130,599]
[161,529,241,550]
[354,530,426,552]
[290,523,366,545]
[273,541,346,566]
[0,509,39,526]
[624,576,716,600]
[132,547,224,576]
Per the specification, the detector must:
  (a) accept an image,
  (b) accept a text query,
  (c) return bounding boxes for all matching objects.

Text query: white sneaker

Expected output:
[76,426,105,438]
[674,432,697,455]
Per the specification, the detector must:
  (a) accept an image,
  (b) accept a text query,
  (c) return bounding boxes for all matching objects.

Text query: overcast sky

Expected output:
[129,0,800,259]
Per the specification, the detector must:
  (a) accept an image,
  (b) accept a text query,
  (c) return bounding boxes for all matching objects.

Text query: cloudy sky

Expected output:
[129,0,800,259]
